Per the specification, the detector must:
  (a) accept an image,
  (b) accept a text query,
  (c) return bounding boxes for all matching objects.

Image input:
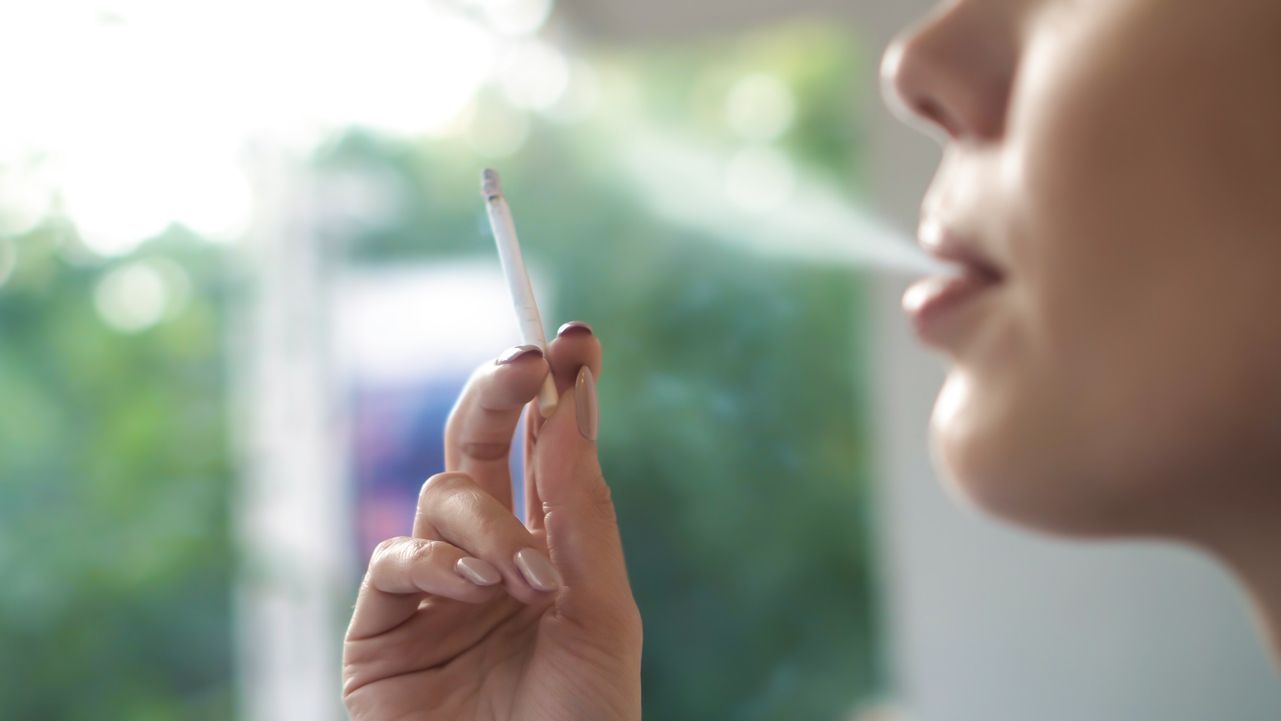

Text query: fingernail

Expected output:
[456,557,502,586]
[557,321,593,338]
[513,548,562,592]
[575,365,598,441]
[496,344,543,365]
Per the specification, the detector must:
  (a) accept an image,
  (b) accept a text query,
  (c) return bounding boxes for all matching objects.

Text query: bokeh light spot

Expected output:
[725,73,796,142]
[474,0,554,36]
[93,258,190,333]
[497,40,571,111]
[464,103,531,158]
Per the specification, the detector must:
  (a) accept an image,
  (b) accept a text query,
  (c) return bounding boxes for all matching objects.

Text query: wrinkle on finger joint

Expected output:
[460,441,511,461]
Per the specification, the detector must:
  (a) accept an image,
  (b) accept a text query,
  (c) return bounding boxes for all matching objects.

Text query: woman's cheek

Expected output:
[932,0,1281,534]
[926,27,1180,531]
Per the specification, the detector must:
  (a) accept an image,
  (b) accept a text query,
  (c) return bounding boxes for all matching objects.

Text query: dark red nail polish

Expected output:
[557,321,594,338]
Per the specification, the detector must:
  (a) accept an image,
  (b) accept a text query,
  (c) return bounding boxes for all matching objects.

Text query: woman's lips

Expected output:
[903,224,1004,345]
[903,270,999,344]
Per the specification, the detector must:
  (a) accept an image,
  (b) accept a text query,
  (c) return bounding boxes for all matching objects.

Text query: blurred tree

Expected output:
[0,224,234,720]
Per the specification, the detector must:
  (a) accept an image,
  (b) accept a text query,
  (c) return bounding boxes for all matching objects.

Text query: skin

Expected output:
[882,0,1281,665]
[344,1,1281,717]
[342,325,642,720]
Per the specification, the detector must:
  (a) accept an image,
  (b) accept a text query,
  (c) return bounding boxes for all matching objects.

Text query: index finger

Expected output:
[445,344,550,508]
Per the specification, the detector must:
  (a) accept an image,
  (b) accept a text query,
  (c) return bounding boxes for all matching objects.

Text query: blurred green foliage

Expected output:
[0,225,234,719]
[0,21,880,721]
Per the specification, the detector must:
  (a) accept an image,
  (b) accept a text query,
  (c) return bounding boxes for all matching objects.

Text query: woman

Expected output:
[342,1,1281,718]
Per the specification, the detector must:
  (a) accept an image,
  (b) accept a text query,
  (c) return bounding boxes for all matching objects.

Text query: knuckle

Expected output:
[460,440,509,461]
[541,479,619,528]
[419,472,473,504]
[370,536,408,564]
[583,480,619,524]
[407,540,445,564]
[618,602,644,640]
[587,587,642,644]
[481,512,521,544]
[464,500,508,539]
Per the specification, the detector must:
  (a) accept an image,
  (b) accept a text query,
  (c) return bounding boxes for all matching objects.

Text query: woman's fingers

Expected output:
[346,536,505,640]
[534,364,640,634]
[349,467,555,641]
[547,322,602,393]
[413,471,560,606]
[525,321,603,530]
[444,345,550,508]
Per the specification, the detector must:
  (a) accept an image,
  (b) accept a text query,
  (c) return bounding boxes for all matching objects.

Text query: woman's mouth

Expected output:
[903,220,1004,346]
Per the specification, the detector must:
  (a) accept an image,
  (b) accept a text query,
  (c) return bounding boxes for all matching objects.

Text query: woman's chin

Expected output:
[927,371,1150,539]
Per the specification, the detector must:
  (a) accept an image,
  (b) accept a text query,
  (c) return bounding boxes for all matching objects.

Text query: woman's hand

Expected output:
[342,324,642,721]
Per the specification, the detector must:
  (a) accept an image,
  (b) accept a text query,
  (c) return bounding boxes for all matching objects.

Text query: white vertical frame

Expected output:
[232,145,351,721]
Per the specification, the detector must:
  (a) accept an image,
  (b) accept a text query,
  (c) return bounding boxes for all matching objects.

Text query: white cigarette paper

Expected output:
[481,168,560,418]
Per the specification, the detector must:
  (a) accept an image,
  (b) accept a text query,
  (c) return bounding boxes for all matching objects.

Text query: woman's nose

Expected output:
[880,3,1016,142]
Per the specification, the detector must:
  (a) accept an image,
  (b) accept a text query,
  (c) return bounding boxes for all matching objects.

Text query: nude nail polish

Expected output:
[496,344,543,365]
[514,548,561,592]
[575,365,598,441]
[456,557,502,586]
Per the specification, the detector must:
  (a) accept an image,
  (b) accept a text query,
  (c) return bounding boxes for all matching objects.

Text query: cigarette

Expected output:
[481,168,560,418]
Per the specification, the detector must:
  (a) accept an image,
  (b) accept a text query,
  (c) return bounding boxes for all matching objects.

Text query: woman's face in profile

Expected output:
[883,0,1281,536]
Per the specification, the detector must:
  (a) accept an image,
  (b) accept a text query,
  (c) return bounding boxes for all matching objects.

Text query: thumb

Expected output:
[533,365,635,621]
